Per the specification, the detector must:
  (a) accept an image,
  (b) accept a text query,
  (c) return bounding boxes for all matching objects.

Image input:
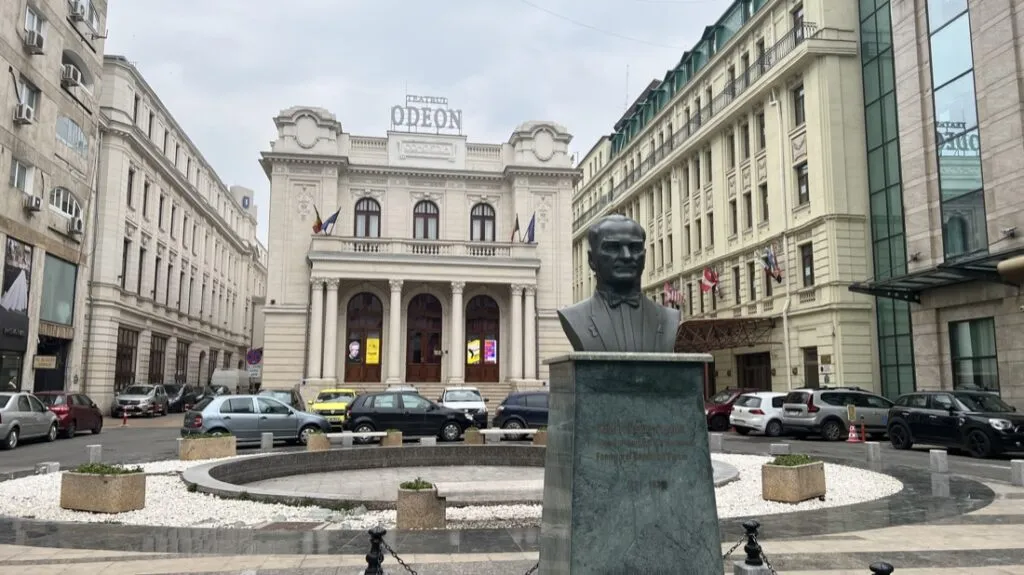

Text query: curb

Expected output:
[0,468,36,483]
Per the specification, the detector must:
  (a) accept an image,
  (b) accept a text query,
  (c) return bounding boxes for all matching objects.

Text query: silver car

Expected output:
[111,384,170,417]
[181,394,330,445]
[0,392,59,449]
[782,386,894,441]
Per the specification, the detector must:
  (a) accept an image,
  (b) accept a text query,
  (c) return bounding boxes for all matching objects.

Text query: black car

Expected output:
[343,391,474,441]
[165,384,201,413]
[887,391,1024,458]
[493,391,548,432]
[257,387,305,411]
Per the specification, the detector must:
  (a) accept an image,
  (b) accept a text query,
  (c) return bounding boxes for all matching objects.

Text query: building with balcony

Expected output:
[571,0,876,396]
[1,0,107,394]
[850,0,1024,402]
[259,106,577,400]
[80,56,268,410]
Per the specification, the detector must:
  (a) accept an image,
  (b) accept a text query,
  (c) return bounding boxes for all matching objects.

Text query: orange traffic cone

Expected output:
[846,423,862,443]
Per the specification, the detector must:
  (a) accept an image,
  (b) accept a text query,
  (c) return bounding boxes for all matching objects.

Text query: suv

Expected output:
[343,391,473,441]
[494,391,548,432]
[705,388,761,432]
[438,386,489,428]
[782,386,894,441]
[887,391,1023,458]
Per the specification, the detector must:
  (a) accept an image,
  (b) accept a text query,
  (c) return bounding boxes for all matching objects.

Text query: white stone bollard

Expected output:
[709,433,724,453]
[87,444,102,464]
[769,443,790,456]
[929,449,948,473]
[420,436,437,446]
[485,432,502,444]
[1011,460,1024,487]
[866,441,881,463]
[341,433,354,447]
[260,432,274,452]
[35,462,60,474]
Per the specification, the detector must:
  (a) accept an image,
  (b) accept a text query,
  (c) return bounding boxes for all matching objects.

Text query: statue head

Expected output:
[587,214,646,292]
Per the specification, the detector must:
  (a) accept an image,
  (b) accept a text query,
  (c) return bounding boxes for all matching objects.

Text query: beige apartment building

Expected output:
[259,105,577,401]
[81,56,267,410]
[850,0,1024,402]
[572,0,879,397]
[1,0,107,394]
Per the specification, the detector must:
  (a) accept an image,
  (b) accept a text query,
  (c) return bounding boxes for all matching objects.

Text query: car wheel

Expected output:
[889,423,913,450]
[440,421,462,442]
[207,428,230,437]
[46,423,58,442]
[765,420,784,437]
[966,429,993,458]
[354,423,375,444]
[63,420,77,439]
[501,418,525,441]
[299,425,318,445]
[709,415,730,432]
[92,419,103,435]
[734,427,751,435]
[1,427,18,450]
[821,419,845,441]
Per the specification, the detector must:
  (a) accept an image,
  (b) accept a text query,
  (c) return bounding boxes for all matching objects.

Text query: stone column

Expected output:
[524,285,537,380]
[510,284,524,380]
[322,279,340,380]
[449,281,466,384]
[307,278,325,379]
[386,279,403,384]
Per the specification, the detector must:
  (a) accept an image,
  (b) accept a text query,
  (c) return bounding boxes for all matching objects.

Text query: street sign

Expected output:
[818,364,834,375]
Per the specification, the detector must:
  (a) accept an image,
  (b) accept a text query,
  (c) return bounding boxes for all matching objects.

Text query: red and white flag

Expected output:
[700,268,720,294]
[663,282,683,306]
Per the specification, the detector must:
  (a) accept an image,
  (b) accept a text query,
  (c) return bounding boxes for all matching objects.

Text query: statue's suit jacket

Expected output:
[557,295,681,353]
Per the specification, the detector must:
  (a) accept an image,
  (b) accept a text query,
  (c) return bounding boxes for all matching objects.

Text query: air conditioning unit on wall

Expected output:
[61,64,82,88]
[23,195,42,212]
[68,217,84,235]
[13,104,35,125]
[70,1,87,21]
[23,30,45,54]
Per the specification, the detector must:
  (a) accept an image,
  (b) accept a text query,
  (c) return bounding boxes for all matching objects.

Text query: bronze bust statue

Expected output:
[558,214,680,353]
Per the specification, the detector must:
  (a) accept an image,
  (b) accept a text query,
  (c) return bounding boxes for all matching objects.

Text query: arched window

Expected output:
[56,116,89,157]
[353,198,381,238]
[49,187,82,219]
[413,200,439,240]
[470,203,496,242]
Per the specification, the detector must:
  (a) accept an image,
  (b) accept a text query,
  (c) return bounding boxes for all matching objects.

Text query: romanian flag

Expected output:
[312,206,323,234]
[511,215,521,242]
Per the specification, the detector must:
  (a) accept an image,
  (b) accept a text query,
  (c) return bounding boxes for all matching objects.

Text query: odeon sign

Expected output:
[390,95,463,133]
[936,121,980,157]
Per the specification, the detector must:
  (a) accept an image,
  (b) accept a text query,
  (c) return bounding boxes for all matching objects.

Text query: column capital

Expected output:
[451,281,466,295]
[389,279,404,292]
[324,278,340,290]
[311,277,326,289]
[524,285,537,296]
[510,284,525,296]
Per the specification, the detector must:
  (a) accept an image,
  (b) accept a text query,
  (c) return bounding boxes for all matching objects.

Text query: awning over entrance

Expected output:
[674,318,777,353]
[848,247,1024,303]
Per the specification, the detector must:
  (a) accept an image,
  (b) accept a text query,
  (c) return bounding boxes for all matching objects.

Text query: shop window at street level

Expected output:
[949,317,999,393]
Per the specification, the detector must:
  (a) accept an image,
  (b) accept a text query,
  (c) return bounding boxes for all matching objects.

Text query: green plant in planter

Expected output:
[73,463,144,475]
[386,428,400,433]
[537,426,548,431]
[400,477,434,490]
[307,428,324,435]
[466,426,480,432]
[770,454,818,467]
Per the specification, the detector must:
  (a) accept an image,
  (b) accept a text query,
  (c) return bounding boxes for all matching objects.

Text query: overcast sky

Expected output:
[105,0,732,243]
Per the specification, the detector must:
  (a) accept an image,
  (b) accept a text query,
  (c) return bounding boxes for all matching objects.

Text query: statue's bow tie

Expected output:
[607,293,641,309]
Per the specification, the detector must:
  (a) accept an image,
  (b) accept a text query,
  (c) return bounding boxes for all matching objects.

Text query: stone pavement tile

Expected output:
[781,568,1024,575]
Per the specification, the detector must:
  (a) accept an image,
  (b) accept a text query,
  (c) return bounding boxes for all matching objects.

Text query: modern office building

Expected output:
[259,105,577,400]
[572,0,878,395]
[850,0,1024,401]
[1,0,107,393]
[81,56,267,410]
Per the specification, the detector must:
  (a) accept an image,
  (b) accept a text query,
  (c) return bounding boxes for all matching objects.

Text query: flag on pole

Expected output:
[321,207,341,234]
[762,245,784,283]
[311,206,323,234]
[524,213,536,243]
[700,268,720,295]
[663,282,683,306]
[511,215,521,242]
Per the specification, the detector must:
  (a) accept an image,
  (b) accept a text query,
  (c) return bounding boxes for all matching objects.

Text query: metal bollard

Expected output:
[87,444,102,463]
[769,443,789,456]
[35,462,60,474]
[742,520,763,566]
[1011,460,1023,487]
[709,433,724,453]
[364,525,387,575]
[260,432,274,452]
[929,449,948,473]
[869,561,895,574]
[865,441,881,462]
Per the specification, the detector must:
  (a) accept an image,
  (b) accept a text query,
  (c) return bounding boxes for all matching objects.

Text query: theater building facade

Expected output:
[259,106,577,398]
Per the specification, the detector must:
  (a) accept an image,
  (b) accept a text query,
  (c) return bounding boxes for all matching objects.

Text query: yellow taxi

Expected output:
[308,388,359,428]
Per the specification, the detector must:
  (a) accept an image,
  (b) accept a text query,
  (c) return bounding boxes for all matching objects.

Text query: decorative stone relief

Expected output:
[290,166,324,175]
[389,177,407,186]
[274,165,286,173]
[353,176,388,185]
[295,184,315,218]
[728,176,736,198]
[791,132,807,160]
[408,178,445,188]
[472,183,503,191]
[156,243,166,255]
[510,284,525,296]
[124,222,137,238]
[410,190,442,203]
[536,194,553,230]
[324,278,340,289]
[466,193,499,205]
[741,167,751,189]
[398,141,456,162]
[352,188,385,201]
[311,277,326,288]
[756,156,767,182]
[451,281,465,294]
[524,286,537,296]
[532,130,555,162]
[389,279,404,292]
[448,182,465,189]
[140,233,151,247]
[295,115,319,149]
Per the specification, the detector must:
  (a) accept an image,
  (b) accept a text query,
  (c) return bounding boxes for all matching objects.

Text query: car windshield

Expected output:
[123,386,152,395]
[954,393,1015,413]
[192,397,214,411]
[37,394,66,406]
[709,390,734,404]
[0,394,11,407]
[444,390,483,402]
[165,384,182,395]
[260,390,292,403]
[316,391,354,402]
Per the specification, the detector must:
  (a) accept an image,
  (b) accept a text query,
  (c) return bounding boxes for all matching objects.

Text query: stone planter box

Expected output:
[396,487,446,529]
[60,471,146,513]
[381,430,403,447]
[761,461,826,503]
[306,434,331,452]
[179,436,236,461]
[532,430,548,446]
[464,428,483,445]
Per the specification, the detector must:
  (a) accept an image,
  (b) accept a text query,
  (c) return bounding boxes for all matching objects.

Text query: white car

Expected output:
[729,391,787,437]
[438,386,489,428]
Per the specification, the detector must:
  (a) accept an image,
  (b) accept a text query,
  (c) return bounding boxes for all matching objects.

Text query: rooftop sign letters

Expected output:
[391,95,463,134]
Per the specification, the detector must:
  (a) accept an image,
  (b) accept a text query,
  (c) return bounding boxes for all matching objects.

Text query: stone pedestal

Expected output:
[539,352,720,575]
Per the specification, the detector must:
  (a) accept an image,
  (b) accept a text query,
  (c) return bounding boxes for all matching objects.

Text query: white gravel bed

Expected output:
[0,454,901,529]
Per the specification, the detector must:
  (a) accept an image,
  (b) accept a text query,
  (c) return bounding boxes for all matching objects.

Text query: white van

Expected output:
[210,368,252,394]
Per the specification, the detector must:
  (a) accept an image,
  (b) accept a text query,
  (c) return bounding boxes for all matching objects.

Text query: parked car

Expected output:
[385,384,418,393]
[782,386,894,441]
[258,386,305,411]
[111,384,170,417]
[166,384,201,413]
[438,386,489,428]
[729,391,787,437]
[181,395,330,445]
[308,388,359,429]
[887,391,1023,458]
[343,391,474,441]
[493,391,548,434]
[0,392,59,449]
[185,385,231,410]
[35,391,104,437]
[705,388,761,432]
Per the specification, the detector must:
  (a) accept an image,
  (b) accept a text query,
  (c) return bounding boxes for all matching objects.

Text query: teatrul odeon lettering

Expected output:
[936,121,980,156]
[391,105,463,131]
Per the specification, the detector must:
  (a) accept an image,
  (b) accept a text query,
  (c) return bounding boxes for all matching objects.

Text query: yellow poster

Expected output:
[366,338,380,365]
[466,339,481,364]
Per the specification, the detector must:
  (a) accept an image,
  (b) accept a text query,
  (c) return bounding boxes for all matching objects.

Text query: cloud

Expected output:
[104,0,734,242]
